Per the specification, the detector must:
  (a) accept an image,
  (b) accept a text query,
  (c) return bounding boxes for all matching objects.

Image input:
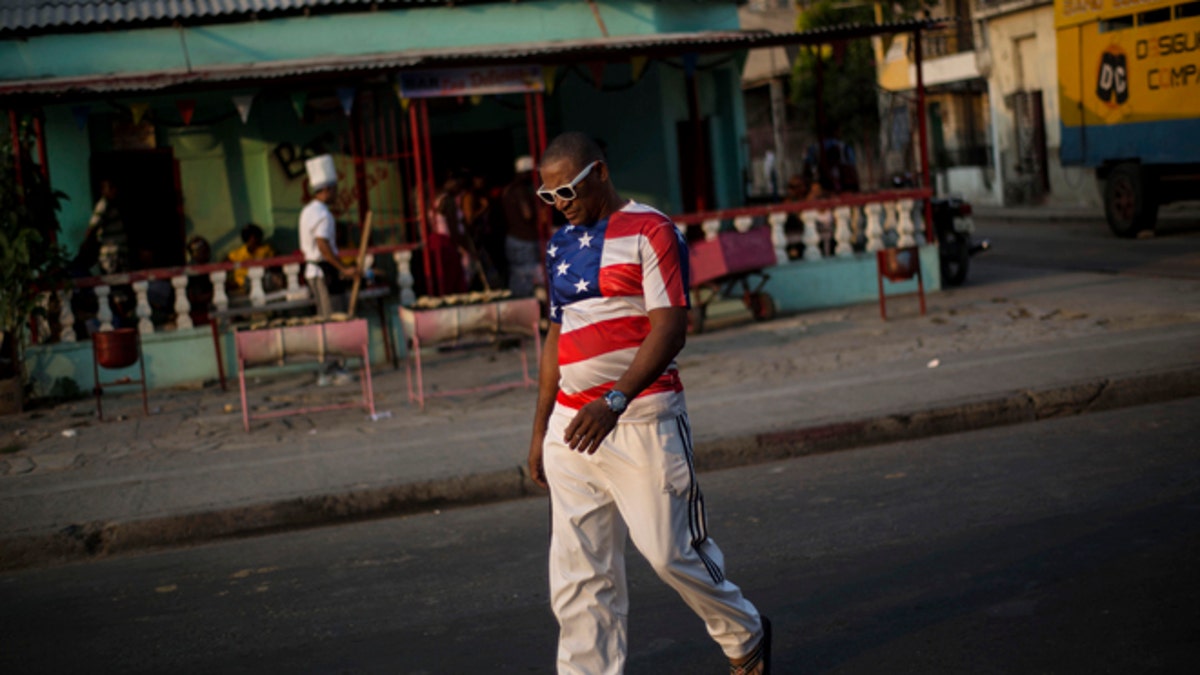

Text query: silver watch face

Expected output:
[606,390,627,413]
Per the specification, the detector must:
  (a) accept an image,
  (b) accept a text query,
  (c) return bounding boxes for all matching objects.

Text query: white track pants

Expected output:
[544,407,763,675]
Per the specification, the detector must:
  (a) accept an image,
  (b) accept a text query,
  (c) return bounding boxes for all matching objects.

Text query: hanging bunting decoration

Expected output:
[70,105,90,131]
[129,102,150,126]
[631,56,649,82]
[542,65,557,95]
[588,61,606,90]
[176,99,196,126]
[232,94,255,123]
[470,94,483,106]
[683,53,698,78]
[290,91,308,119]
[400,96,411,113]
[337,87,356,116]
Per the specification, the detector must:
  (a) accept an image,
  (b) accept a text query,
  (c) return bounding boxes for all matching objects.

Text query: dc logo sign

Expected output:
[1096,47,1129,106]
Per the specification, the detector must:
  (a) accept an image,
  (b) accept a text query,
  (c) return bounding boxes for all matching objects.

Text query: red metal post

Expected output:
[9,110,24,200]
[914,29,935,242]
[409,99,435,296]
[685,69,708,212]
[419,99,443,295]
[533,91,550,254]
[534,91,547,161]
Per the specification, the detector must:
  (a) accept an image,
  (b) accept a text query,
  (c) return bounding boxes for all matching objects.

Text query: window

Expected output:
[1099,14,1135,32]
[1177,1,1200,19]
[1138,7,1172,24]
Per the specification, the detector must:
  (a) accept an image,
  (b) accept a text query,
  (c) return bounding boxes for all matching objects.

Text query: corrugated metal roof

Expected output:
[0,1,441,33]
[0,21,940,98]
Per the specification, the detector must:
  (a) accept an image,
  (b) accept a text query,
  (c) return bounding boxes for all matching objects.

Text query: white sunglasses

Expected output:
[537,161,601,205]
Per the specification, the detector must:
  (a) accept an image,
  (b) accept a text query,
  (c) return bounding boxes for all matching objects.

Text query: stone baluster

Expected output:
[833,206,853,258]
[800,210,822,261]
[767,211,789,264]
[210,270,229,312]
[882,201,898,248]
[912,200,926,245]
[283,262,304,300]
[393,250,415,306]
[58,289,76,342]
[34,292,52,344]
[171,275,193,330]
[132,281,154,335]
[733,215,753,233]
[864,203,885,252]
[702,218,721,241]
[248,267,267,307]
[896,198,916,247]
[95,285,114,332]
[849,205,864,248]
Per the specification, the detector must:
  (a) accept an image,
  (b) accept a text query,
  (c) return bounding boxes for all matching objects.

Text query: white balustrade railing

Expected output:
[33,246,419,345]
[34,196,930,346]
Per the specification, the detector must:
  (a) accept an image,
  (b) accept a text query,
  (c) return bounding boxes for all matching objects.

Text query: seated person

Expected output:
[186,236,215,326]
[227,223,277,293]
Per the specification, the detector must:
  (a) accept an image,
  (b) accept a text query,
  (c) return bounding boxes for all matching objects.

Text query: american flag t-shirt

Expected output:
[547,201,691,422]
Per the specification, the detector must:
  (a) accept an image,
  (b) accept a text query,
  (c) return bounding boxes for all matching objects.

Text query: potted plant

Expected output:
[1,113,68,414]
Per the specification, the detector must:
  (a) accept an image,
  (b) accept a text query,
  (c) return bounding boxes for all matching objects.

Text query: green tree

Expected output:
[0,111,68,384]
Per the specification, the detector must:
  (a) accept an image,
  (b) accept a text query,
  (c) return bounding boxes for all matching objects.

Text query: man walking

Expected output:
[527,133,771,675]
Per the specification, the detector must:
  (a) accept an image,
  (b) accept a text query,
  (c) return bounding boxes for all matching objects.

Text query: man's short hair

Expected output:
[541,132,606,172]
[242,223,264,243]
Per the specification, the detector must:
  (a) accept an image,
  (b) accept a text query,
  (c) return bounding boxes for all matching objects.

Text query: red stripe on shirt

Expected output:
[555,370,683,410]
[643,221,688,307]
[557,315,650,366]
[599,263,642,297]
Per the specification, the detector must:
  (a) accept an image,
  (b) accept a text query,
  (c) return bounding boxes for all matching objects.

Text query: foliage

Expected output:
[0,112,69,381]
[790,0,935,144]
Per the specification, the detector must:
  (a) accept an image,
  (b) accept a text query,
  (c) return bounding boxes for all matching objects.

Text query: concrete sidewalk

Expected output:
[2,260,1198,571]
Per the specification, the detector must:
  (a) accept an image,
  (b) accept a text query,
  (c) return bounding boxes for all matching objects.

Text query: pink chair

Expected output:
[399,298,542,409]
[234,319,376,431]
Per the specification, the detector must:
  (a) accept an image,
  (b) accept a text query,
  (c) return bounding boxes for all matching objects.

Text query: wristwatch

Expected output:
[603,389,628,415]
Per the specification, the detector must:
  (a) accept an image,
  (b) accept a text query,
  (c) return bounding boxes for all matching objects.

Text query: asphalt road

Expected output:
[2,397,1198,674]
[972,214,1200,280]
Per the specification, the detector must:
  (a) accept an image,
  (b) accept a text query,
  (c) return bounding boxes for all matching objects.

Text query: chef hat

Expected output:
[514,155,534,173]
[305,154,338,190]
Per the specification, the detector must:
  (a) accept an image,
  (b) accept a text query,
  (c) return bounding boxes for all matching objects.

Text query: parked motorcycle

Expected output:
[931,197,990,286]
[890,173,990,286]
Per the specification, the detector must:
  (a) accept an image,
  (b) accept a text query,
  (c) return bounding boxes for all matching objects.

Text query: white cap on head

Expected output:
[305,154,337,190]
[515,155,534,173]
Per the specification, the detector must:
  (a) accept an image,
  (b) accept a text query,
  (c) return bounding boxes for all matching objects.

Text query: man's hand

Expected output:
[527,433,548,489]
[563,399,619,455]
[339,262,360,280]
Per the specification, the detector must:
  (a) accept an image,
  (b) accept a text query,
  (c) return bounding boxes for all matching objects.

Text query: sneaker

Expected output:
[331,369,355,386]
[316,373,333,387]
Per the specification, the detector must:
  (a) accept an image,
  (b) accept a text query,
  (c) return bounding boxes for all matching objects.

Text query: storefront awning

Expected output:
[0,20,939,100]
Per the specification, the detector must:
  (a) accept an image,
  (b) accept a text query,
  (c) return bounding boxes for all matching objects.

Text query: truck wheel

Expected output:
[1104,164,1158,238]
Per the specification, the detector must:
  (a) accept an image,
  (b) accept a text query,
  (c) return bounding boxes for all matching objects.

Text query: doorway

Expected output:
[90,150,185,267]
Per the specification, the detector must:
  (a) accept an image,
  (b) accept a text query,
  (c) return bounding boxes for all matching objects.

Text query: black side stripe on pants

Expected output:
[677,413,724,585]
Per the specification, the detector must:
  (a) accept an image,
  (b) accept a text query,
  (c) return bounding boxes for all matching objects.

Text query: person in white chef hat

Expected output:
[300,154,359,385]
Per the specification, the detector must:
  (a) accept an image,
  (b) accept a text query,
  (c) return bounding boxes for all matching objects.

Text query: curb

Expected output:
[3,365,1198,572]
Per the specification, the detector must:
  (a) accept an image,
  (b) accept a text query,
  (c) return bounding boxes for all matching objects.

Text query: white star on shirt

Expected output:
[574,279,590,293]
[578,232,593,248]
[547,244,558,258]
[556,260,570,277]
